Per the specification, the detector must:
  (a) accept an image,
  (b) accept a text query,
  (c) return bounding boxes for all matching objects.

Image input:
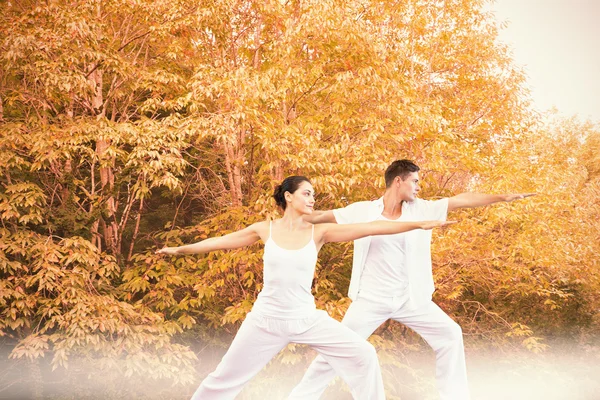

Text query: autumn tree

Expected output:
[1,0,598,398]
[0,0,203,397]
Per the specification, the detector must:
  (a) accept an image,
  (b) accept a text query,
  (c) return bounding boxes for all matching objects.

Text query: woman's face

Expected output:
[285,181,315,215]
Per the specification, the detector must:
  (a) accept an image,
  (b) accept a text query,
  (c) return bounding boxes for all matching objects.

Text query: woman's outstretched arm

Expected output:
[318,220,456,245]
[156,223,262,255]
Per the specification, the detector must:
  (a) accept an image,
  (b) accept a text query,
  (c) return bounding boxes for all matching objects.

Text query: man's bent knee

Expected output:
[448,322,463,342]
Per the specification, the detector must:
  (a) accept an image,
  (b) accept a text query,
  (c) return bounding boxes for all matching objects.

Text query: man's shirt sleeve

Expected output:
[332,201,366,225]
[420,198,449,221]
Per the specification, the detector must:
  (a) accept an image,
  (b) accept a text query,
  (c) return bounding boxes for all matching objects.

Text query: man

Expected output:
[288,159,535,400]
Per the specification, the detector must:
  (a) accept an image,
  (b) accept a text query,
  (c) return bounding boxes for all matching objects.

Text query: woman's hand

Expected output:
[420,220,458,230]
[156,247,180,255]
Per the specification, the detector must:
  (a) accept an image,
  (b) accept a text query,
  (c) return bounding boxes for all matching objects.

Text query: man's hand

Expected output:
[502,193,537,202]
[448,192,536,211]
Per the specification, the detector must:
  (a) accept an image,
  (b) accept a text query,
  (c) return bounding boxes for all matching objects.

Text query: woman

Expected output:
[157,176,455,400]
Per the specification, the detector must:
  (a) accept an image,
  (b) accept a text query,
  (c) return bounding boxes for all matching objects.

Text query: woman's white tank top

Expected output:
[252,222,318,319]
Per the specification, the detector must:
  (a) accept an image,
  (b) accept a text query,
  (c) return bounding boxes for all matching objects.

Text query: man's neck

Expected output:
[382,190,404,219]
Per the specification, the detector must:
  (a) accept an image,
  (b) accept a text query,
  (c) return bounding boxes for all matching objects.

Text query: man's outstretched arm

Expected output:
[447,193,536,212]
[303,210,337,224]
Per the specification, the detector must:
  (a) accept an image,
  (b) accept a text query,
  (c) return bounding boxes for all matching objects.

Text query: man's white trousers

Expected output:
[288,293,471,400]
[191,309,385,400]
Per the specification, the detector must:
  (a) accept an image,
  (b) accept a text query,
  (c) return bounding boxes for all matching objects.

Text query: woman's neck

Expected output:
[279,209,308,231]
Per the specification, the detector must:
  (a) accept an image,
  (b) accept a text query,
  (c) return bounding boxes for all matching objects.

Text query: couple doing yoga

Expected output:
[157,160,534,400]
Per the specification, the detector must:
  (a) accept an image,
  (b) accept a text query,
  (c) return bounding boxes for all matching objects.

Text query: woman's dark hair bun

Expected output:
[273,184,286,209]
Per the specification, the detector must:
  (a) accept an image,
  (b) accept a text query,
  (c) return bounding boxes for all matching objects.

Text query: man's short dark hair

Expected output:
[384,159,420,187]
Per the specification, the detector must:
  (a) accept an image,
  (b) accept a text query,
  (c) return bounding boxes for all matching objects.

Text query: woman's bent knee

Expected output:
[356,341,378,362]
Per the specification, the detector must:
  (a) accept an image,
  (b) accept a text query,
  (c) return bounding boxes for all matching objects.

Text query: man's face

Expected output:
[394,171,420,201]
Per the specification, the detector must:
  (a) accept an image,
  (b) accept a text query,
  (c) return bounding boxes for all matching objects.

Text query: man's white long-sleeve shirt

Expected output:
[333,197,448,309]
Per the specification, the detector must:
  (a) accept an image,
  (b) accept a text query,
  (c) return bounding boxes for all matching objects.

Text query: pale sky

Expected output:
[490,0,600,123]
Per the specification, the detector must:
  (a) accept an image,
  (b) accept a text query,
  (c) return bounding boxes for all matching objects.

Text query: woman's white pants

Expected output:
[191,309,385,400]
[288,294,470,400]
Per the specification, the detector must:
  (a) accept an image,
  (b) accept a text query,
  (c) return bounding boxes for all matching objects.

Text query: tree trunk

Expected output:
[96,137,118,254]
[89,48,119,254]
[223,138,243,207]
[28,359,43,400]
